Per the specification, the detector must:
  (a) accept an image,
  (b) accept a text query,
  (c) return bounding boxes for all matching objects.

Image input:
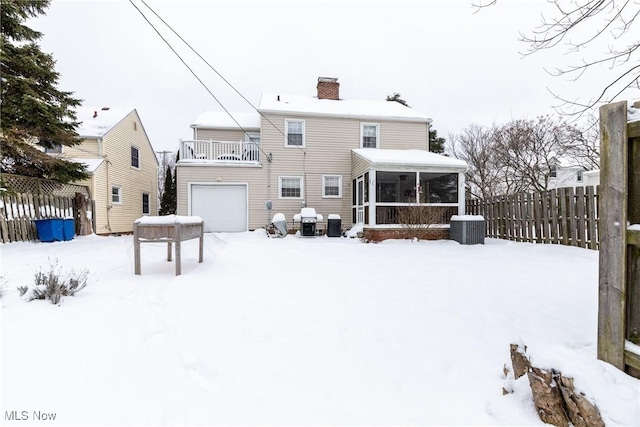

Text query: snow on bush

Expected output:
[17,260,88,304]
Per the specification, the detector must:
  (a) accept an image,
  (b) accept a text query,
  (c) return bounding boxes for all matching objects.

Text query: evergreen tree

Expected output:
[159,165,176,215]
[1,0,88,182]
[429,128,446,154]
[386,92,409,107]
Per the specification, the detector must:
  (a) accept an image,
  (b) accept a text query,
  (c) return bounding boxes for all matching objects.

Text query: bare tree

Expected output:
[451,116,599,196]
[449,124,504,198]
[473,1,639,117]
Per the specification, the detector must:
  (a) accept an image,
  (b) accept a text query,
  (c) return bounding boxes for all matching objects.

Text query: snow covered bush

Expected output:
[18,261,88,304]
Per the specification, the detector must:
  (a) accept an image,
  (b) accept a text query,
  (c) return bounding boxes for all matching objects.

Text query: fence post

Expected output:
[597,100,628,370]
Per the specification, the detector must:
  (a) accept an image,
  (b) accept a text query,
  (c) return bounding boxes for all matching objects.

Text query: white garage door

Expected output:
[191,184,247,232]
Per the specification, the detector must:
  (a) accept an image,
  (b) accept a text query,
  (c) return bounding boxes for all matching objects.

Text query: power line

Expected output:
[134,0,305,155]
[128,0,270,161]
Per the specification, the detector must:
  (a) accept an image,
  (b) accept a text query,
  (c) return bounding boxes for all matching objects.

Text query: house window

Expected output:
[279,176,303,198]
[142,193,150,215]
[45,144,63,154]
[131,146,140,169]
[361,123,379,148]
[285,119,305,147]
[111,186,122,204]
[550,165,557,178]
[577,170,583,182]
[322,175,342,198]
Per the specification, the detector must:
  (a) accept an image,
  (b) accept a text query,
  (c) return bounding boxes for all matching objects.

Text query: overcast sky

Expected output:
[29,0,626,152]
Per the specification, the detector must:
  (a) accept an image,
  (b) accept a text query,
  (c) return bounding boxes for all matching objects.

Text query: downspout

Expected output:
[102,136,112,233]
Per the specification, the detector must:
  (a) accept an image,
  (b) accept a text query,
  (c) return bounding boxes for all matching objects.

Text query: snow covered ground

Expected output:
[1,231,638,426]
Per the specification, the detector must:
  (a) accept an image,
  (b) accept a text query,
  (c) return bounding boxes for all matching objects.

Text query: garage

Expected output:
[190,184,248,232]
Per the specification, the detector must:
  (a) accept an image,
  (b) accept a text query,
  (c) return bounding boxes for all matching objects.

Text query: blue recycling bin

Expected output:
[34,219,64,242]
[62,218,75,241]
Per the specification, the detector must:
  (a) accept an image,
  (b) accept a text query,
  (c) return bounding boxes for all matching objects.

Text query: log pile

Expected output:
[504,344,604,427]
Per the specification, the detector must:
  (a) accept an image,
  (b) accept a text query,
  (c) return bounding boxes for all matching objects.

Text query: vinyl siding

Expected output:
[195,128,256,141]
[97,110,158,234]
[351,151,371,178]
[176,164,271,229]
[180,113,431,229]
[63,139,101,157]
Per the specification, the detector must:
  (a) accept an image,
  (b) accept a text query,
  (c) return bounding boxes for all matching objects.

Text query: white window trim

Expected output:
[131,146,140,170]
[360,123,380,149]
[142,192,150,215]
[278,176,304,199]
[111,186,122,205]
[322,175,342,198]
[284,119,305,148]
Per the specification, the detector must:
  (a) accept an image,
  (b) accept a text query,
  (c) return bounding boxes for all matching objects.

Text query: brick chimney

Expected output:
[317,77,339,100]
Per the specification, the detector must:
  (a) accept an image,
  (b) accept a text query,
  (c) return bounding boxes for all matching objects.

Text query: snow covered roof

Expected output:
[353,149,467,170]
[259,93,431,122]
[75,107,135,138]
[70,158,104,173]
[191,112,261,129]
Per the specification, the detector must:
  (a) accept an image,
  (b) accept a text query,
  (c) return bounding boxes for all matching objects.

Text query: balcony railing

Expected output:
[179,140,260,163]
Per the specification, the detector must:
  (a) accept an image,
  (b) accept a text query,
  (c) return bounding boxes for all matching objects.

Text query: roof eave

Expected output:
[258,108,431,123]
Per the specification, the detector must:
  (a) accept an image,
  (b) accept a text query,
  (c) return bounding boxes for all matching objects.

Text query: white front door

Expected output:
[191,184,247,232]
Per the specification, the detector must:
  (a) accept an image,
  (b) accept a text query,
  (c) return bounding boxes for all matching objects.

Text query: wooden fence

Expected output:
[597,100,640,378]
[0,192,92,243]
[466,186,599,249]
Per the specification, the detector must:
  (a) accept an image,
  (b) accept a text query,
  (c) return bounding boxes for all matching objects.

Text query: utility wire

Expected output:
[137,0,306,154]
[128,0,270,160]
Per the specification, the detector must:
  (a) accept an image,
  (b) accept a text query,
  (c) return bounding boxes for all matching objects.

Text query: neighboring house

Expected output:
[176,77,467,237]
[547,162,599,190]
[47,107,159,234]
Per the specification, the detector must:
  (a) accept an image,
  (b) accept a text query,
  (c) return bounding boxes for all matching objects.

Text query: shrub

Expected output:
[18,261,88,304]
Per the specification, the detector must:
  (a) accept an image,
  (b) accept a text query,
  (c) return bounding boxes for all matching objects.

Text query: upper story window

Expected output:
[361,123,379,148]
[45,144,63,154]
[111,186,122,204]
[577,170,583,182]
[322,175,342,198]
[279,176,303,199]
[131,146,140,169]
[549,165,557,178]
[285,119,305,147]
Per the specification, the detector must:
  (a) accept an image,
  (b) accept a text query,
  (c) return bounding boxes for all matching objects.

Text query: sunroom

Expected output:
[351,149,468,239]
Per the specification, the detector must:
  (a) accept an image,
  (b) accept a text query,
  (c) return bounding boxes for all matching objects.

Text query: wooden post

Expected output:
[598,100,628,370]
[175,223,182,276]
[576,186,586,248]
[134,222,141,275]
[586,186,597,249]
[626,113,640,352]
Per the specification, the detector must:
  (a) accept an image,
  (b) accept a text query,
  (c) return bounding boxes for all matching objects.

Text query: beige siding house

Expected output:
[54,107,159,234]
[176,78,467,236]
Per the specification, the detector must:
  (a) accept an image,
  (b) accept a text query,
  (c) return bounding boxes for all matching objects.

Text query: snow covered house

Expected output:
[547,162,599,190]
[176,77,467,238]
[47,107,159,234]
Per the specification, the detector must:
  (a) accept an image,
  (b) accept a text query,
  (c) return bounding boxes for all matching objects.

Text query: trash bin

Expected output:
[62,218,75,241]
[327,214,342,237]
[34,218,64,242]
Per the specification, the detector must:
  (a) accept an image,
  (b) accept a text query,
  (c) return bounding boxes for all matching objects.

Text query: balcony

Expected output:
[179,140,261,163]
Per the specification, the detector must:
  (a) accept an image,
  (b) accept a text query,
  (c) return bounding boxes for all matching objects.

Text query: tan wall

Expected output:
[195,128,257,141]
[176,164,273,229]
[94,110,158,234]
[179,113,430,230]
[63,139,101,157]
[351,151,371,178]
